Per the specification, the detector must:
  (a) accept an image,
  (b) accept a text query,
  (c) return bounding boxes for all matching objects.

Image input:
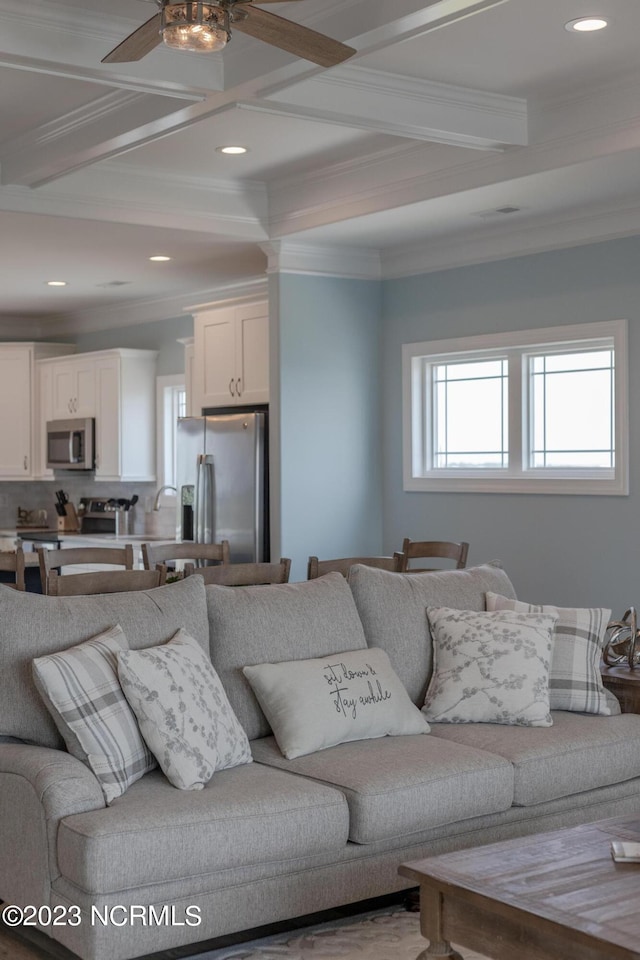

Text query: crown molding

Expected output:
[315,65,527,122]
[251,66,526,151]
[382,198,640,278]
[0,172,269,240]
[37,276,268,336]
[185,278,270,313]
[261,241,381,280]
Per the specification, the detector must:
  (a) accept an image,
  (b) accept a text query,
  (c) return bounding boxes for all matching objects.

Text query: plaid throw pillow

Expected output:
[486,593,614,715]
[32,624,156,803]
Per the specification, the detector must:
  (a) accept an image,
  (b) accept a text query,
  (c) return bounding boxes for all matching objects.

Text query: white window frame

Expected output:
[156,374,186,493]
[403,319,629,495]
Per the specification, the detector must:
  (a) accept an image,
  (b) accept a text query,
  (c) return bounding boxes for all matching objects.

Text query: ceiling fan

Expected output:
[102,0,356,68]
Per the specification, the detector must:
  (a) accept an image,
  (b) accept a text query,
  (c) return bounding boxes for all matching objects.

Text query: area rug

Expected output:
[191,908,489,960]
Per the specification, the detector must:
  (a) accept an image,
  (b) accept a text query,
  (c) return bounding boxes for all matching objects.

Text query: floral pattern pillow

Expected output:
[117,628,252,790]
[423,606,557,727]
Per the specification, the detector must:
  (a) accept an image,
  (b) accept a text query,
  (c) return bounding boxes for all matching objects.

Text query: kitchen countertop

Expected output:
[10,530,177,567]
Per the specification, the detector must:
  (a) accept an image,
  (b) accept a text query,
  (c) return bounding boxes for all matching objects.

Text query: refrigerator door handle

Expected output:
[195,454,215,543]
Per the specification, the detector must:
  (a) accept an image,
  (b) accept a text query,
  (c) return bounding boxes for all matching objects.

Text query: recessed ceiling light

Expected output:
[149,255,172,262]
[46,280,68,287]
[565,16,609,32]
[216,146,249,155]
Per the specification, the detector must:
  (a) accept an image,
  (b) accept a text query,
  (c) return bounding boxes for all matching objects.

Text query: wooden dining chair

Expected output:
[0,545,26,591]
[397,539,469,572]
[184,558,291,586]
[141,540,230,570]
[307,555,402,579]
[47,567,166,597]
[38,544,135,595]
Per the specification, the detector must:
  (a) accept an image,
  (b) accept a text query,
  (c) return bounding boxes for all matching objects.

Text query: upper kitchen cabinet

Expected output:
[39,349,158,482]
[193,300,269,411]
[0,343,71,480]
[50,355,97,419]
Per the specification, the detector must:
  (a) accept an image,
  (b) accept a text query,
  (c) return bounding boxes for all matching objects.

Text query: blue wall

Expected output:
[381,236,640,612]
[271,274,382,580]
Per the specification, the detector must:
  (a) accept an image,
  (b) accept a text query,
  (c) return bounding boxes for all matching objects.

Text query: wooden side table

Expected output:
[601,663,640,714]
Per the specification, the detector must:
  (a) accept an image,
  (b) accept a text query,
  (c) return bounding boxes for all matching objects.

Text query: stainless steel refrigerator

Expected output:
[176,412,268,562]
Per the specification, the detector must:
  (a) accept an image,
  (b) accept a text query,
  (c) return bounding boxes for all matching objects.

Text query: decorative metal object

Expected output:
[603,607,640,668]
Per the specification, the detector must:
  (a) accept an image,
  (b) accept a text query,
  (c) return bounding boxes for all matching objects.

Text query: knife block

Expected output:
[57,503,79,532]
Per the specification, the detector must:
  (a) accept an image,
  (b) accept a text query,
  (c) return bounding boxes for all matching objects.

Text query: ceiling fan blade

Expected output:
[101,13,163,64]
[233,7,355,67]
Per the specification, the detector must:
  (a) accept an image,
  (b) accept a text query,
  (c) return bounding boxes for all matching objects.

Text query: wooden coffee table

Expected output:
[399,817,640,960]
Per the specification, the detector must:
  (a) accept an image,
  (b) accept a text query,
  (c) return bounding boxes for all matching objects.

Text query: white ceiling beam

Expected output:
[268,71,640,237]
[0,89,210,188]
[345,0,512,53]
[0,162,269,241]
[0,0,516,189]
[241,66,527,150]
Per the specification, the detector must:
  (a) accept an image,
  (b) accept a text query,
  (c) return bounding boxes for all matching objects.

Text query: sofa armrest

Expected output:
[0,743,105,906]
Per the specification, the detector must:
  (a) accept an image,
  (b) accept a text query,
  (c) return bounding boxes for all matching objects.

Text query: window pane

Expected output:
[530,351,613,469]
[433,359,507,468]
[542,452,613,468]
[542,350,611,373]
[435,359,505,381]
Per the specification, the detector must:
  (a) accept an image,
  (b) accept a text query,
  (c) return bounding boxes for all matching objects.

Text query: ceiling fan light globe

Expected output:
[163,23,227,52]
[161,2,228,54]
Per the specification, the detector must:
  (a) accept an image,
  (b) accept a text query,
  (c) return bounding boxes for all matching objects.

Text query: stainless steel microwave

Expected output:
[46,418,95,471]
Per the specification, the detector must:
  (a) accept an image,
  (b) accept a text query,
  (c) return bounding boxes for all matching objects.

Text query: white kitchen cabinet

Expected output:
[0,342,71,480]
[50,356,97,419]
[194,300,269,408]
[39,348,158,482]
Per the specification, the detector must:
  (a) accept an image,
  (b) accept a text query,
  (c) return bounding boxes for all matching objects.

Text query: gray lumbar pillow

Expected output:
[243,647,430,759]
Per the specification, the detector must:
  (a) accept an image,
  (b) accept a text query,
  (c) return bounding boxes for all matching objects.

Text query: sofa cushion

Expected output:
[32,625,156,804]
[251,733,514,844]
[486,592,613,715]
[348,562,517,706]
[423,606,556,727]
[118,628,252,791]
[57,763,349,895]
[207,573,368,741]
[243,647,429,759]
[0,576,209,749]
[429,711,640,805]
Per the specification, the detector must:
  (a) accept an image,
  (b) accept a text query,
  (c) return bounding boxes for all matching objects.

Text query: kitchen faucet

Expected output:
[152,486,177,511]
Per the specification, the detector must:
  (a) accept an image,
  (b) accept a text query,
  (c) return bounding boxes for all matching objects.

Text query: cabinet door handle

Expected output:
[236,378,242,396]
[23,456,28,471]
[73,397,78,412]
[229,378,235,397]
[68,399,72,413]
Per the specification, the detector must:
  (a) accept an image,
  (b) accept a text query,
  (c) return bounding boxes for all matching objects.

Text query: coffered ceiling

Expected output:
[1,0,640,331]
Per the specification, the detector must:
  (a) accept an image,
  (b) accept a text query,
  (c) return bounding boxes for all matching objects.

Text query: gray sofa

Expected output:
[2,563,640,960]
